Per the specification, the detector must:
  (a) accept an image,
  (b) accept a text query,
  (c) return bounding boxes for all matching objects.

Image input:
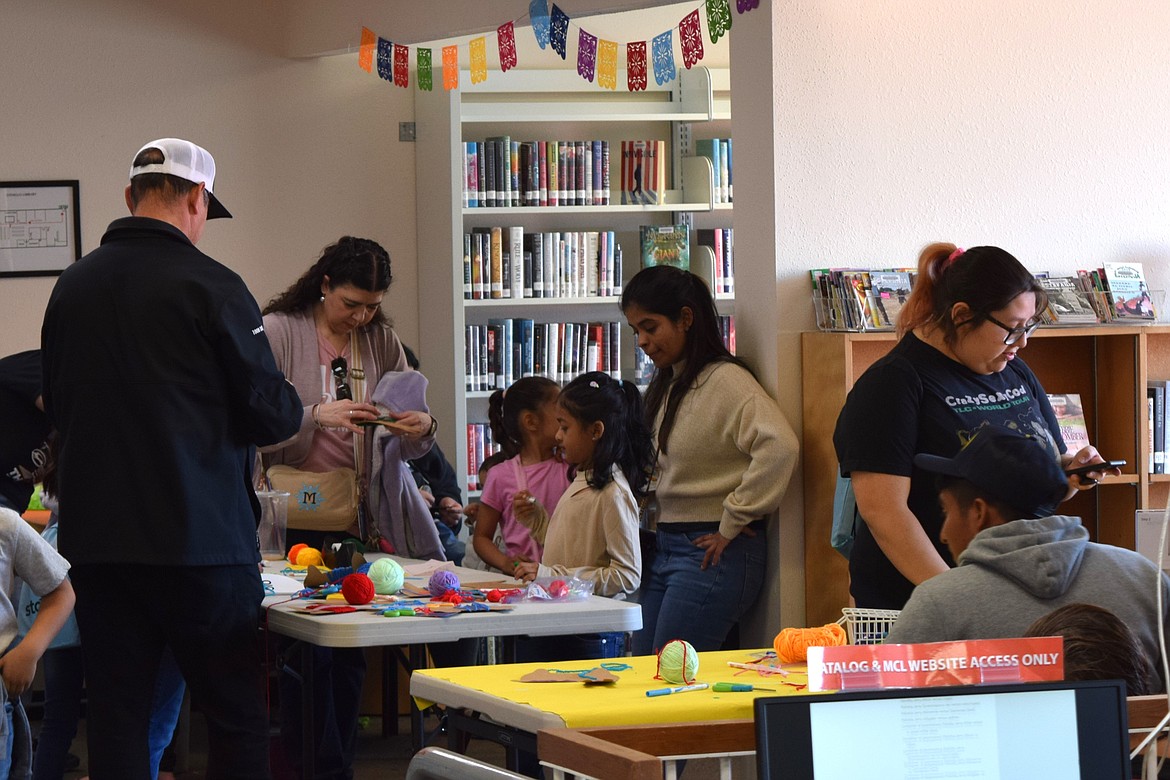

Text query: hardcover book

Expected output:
[869,270,914,329]
[1102,261,1156,320]
[1047,393,1090,455]
[640,224,690,270]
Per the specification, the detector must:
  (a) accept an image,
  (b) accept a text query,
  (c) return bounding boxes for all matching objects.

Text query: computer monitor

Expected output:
[754,680,1129,779]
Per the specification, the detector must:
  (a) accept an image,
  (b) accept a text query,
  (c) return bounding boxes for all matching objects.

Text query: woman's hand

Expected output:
[693,526,756,569]
[514,560,539,581]
[436,497,463,528]
[317,400,380,432]
[388,410,434,439]
[1062,445,1122,492]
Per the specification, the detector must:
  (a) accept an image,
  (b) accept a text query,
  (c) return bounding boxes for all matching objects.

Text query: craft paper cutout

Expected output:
[470,36,488,84]
[549,4,569,60]
[596,39,618,90]
[577,29,598,82]
[358,27,376,73]
[402,560,457,576]
[394,44,409,88]
[679,9,705,69]
[737,0,760,12]
[417,48,433,91]
[442,45,459,90]
[651,31,677,86]
[519,667,620,684]
[530,0,551,48]
[498,21,518,71]
[627,41,648,92]
[706,0,732,43]
[377,38,394,82]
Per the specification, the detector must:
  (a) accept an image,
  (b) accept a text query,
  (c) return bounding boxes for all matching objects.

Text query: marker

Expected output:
[645,683,709,697]
[726,661,788,676]
[713,682,776,692]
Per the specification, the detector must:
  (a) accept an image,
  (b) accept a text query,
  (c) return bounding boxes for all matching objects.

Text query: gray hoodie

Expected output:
[886,515,1170,689]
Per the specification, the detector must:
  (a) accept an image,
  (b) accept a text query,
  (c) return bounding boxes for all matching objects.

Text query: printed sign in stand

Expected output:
[806,636,1063,692]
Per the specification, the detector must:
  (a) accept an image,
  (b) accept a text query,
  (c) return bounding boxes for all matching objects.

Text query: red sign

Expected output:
[807,637,1064,692]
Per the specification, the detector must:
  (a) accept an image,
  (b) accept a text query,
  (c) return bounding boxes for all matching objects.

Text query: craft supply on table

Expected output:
[295,546,324,567]
[428,569,461,596]
[646,683,709,697]
[341,572,375,605]
[287,543,308,563]
[773,623,847,664]
[367,557,405,594]
[712,682,775,692]
[656,639,699,684]
[726,660,789,676]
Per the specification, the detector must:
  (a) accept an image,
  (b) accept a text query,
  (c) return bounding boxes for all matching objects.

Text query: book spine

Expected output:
[509,226,524,300]
[592,140,604,205]
[613,243,623,295]
[548,140,558,208]
[464,325,474,392]
[462,233,472,299]
[725,138,732,202]
[720,138,731,204]
[522,233,534,299]
[532,232,544,299]
[475,142,486,209]
[601,140,610,205]
[510,140,521,207]
[528,141,540,206]
[461,142,470,209]
[484,140,497,207]
[466,424,477,490]
[608,321,621,380]
[538,140,548,207]
[471,231,485,299]
[583,140,593,206]
[490,227,503,299]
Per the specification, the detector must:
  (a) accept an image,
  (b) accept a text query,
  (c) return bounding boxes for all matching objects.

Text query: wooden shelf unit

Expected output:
[802,324,1170,626]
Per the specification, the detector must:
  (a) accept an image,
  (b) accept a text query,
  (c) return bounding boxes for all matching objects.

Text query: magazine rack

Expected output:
[811,294,895,333]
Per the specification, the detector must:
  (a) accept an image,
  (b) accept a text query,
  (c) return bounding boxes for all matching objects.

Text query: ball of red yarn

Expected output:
[487,589,503,603]
[341,573,375,605]
[548,579,569,598]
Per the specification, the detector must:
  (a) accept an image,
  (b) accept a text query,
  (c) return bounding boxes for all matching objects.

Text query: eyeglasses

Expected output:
[985,314,1041,346]
[331,357,352,401]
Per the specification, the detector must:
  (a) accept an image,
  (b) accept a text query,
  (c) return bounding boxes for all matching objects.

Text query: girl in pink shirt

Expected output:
[474,377,571,574]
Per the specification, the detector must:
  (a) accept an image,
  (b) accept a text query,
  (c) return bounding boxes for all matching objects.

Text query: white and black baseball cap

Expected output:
[129,138,231,219]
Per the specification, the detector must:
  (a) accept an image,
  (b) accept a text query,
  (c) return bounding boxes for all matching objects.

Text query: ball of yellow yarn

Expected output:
[657,639,699,684]
[773,623,847,664]
[295,546,324,567]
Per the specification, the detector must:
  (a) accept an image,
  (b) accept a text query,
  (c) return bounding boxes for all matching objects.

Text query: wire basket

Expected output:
[837,607,900,645]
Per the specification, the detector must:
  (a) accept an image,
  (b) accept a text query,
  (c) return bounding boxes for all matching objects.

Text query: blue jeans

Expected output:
[0,701,12,780]
[633,526,767,655]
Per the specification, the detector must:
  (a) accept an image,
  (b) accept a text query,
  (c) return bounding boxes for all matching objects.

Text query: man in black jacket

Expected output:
[41,138,301,779]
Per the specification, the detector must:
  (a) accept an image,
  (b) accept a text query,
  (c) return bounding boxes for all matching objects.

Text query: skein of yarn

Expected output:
[341,572,375,605]
[428,569,461,597]
[656,639,699,684]
[367,558,405,595]
[773,623,847,664]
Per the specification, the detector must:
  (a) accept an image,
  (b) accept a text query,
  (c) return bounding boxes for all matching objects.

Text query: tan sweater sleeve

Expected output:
[718,389,799,540]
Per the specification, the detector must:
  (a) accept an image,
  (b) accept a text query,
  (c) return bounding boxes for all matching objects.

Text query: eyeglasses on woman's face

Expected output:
[984,314,1041,346]
[330,357,352,401]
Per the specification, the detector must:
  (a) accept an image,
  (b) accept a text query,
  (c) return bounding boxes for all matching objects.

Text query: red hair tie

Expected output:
[943,247,965,270]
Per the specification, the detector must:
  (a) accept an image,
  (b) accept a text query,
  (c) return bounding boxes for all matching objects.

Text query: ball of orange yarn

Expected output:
[773,623,847,664]
[287,543,308,563]
[295,546,324,567]
[341,572,375,605]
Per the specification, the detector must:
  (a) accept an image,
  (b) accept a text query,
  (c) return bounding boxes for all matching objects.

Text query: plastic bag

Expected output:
[514,576,594,602]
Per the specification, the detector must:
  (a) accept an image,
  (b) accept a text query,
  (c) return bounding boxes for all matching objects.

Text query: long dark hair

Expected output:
[898,243,1047,345]
[487,376,560,459]
[621,265,749,454]
[263,236,393,326]
[558,371,653,499]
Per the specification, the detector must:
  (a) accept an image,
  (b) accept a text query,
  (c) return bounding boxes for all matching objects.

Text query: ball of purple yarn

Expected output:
[428,569,461,596]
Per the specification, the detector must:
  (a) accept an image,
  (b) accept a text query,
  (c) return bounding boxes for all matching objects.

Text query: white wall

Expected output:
[0,0,420,357]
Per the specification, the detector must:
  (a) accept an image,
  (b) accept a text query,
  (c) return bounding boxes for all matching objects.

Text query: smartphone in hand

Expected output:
[1064,460,1125,479]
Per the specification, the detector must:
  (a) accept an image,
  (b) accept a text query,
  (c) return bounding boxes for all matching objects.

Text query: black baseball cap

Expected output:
[914,427,1068,518]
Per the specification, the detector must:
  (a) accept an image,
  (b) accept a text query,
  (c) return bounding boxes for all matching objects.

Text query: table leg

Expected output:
[409,644,428,752]
[300,641,316,780]
[501,635,518,664]
[382,646,398,737]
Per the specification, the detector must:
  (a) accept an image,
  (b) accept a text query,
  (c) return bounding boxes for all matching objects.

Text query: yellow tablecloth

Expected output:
[413,649,809,729]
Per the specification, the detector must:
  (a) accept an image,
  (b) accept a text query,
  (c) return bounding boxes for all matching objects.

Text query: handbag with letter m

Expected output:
[266,331,369,532]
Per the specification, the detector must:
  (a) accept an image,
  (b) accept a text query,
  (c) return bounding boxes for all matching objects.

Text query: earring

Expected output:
[319,294,325,302]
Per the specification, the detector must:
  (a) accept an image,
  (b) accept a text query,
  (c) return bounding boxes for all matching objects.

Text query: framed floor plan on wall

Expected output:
[0,180,80,277]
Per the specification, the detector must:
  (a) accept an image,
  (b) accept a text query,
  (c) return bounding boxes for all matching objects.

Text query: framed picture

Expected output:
[0,180,81,277]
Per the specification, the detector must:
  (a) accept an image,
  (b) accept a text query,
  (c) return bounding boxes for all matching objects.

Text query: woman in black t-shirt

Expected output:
[833,243,1116,609]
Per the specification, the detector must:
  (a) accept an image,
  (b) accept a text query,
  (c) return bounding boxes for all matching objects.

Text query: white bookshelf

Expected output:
[415,66,732,498]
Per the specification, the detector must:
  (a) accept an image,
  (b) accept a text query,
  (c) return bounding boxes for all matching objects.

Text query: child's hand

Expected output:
[0,643,40,697]
[514,561,539,581]
[505,555,532,577]
[511,491,550,545]
[463,502,480,527]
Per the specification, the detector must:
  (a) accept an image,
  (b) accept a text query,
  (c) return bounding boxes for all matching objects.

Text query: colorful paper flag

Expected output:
[706,0,732,43]
[417,48,433,91]
[550,4,569,60]
[651,31,676,85]
[498,21,518,72]
[597,39,618,90]
[530,0,551,49]
[627,41,648,92]
[470,36,488,84]
[577,29,598,82]
[442,45,459,90]
[377,38,394,82]
[737,0,760,11]
[394,44,409,88]
[358,27,375,73]
[679,10,705,69]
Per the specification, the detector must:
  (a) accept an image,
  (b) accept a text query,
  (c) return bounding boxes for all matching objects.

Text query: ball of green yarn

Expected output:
[657,639,699,684]
[367,558,404,595]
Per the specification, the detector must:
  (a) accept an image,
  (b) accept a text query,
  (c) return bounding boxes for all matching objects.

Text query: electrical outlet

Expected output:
[399,122,416,142]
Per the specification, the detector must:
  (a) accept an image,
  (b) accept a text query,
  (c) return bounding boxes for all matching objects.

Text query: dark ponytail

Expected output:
[487,376,559,459]
[557,371,654,498]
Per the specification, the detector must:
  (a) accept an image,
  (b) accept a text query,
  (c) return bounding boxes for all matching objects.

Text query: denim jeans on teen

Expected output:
[633,526,767,655]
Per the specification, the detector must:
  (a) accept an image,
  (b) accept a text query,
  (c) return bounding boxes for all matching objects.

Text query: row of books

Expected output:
[463,228,623,300]
[464,320,622,392]
[812,261,1158,332]
[694,137,733,204]
[462,138,612,209]
[1039,263,1157,325]
[465,423,501,491]
[631,314,736,387]
[619,140,666,206]
[697,227,734,295]
[810,268,916,332]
